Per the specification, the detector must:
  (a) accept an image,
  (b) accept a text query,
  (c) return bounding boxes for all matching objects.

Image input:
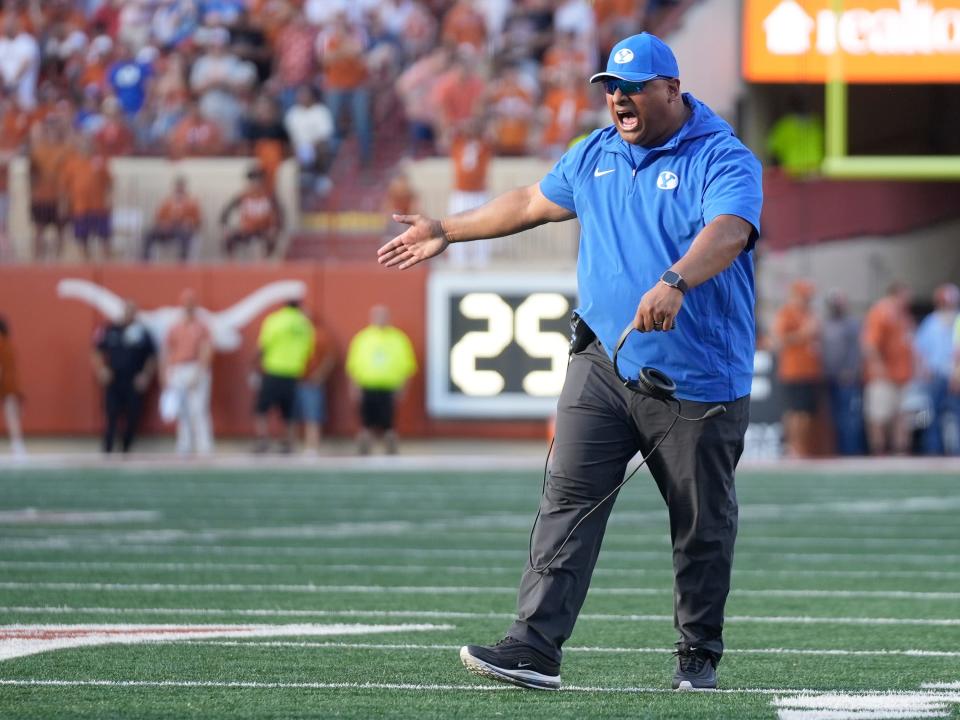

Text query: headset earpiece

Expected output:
[637,366,677,401]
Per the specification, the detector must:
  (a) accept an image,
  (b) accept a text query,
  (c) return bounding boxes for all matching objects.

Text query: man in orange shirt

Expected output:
[60,134,113,260]
[295,315,336,455]
[168,101,225,158]
[446,121,493,267]
[220,166,284,259]
[862,282,915,455]
[772,280,822,458]
[29,115,70,259]
[488,63,535,156]
[162,289,214,456]
[0,315,25,457]
[317,11,372,166]
[429,52,487,151]
[142,177,203,261]
[539,70,593,159]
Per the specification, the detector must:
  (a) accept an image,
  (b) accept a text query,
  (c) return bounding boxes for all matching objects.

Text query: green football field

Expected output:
[1,461,959,719]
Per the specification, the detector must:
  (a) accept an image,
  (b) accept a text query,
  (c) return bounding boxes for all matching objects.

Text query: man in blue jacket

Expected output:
[379,32,762,691]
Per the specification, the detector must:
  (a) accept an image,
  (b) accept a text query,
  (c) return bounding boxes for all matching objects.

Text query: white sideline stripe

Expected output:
[923,683,960,689]
[773,692,960,719]
[0,510,160,525]
[2,540,956,566]
[4,581,960,601]
[0,624,455,661]
[2,679,960,697]
[190,641,960,658]
[4,560,960,581]
[4,606,960,626]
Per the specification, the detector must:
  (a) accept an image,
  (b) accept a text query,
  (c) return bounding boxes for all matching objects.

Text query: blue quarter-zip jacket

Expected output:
[540,93,763,402]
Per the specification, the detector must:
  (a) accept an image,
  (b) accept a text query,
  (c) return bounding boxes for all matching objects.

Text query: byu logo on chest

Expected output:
[656,171,679,190]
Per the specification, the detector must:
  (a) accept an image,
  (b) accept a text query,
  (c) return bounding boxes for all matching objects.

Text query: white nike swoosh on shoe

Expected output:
[594,168,615,177]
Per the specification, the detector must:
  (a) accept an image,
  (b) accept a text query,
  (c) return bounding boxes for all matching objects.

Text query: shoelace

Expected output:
[675,648,709,674]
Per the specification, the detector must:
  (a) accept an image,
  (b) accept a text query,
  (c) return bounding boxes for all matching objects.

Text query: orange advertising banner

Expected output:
[743,0,960,83]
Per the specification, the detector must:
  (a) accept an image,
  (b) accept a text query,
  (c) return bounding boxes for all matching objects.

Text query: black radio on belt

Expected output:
[569,313,596,355]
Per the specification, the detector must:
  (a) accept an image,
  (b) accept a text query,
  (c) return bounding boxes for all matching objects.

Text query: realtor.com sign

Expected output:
[743,0,960,82]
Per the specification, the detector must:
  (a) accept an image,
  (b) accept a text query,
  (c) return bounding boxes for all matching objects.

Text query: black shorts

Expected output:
[31,202,60,227]
[256,373,298,420]
[782,381,819,413]
[361,389,395,431]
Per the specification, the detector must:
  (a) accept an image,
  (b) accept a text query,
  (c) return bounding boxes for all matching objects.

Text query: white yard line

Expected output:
[0,678,959,697]
[1,541,956,566]
[188,641,960,658]
[3,606,960,626]
[3,560,960,581]
[3,581,960,601]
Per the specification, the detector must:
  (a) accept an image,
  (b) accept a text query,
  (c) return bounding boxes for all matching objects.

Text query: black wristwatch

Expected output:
[660,270,688,295]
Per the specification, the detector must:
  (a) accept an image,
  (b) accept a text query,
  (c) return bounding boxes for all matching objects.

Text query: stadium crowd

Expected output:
[0,0,682,261]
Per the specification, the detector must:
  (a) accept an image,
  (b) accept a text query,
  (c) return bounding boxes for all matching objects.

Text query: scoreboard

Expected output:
[427,272,578,418]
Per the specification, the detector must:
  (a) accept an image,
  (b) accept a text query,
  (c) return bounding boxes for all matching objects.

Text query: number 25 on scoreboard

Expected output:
[450,292,570,397]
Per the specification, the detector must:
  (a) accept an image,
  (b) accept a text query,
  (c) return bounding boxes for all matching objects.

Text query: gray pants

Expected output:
[508,339,749,662]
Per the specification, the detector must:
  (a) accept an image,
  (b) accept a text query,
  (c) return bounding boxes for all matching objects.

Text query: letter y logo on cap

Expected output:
[614,48,634,64]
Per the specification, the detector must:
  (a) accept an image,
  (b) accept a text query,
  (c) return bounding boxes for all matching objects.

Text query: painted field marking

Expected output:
[1,678,959,698]
[4,606,960,627]
[190,641,960,658]
[773,690,960,720]
[0,510,160,525]
[0,623,454,661]
[3,560,960,582]
[2,540,956,566]
[4,581,960,601]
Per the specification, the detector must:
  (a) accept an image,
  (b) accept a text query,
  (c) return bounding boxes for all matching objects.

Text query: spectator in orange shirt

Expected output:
[240,95,288,190]
[142,176,202,261]
[594,0,645,57]
[772,280,822,458]
[429,51,487,151]
[28,114,70,259]
[93,95,135,157]
[0,91,30,244]
[317,11,372,167]
[395,45,451,157]
[861,282,915,455]
[539,70,592,159]
[168,101,225,158]
[441,0,487,53]
[0,315,25,457]
[446,120,493,267]
[541,30,590,86]
[220,165,284,259]
[60,134,113,260]
[295,315,336,455]
[488,63,535,156]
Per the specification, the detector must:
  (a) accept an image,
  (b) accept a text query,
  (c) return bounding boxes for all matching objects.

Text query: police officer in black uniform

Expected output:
[91,300,157,453]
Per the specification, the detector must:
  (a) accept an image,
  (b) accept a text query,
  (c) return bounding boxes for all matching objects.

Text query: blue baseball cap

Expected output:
[589,33,680,84]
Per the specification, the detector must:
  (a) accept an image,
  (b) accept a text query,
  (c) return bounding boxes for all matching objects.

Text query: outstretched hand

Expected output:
[378,214,449,270]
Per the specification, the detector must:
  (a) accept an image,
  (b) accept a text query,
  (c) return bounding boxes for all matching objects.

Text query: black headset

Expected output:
[612,325,726,421]
[528,323,726,574]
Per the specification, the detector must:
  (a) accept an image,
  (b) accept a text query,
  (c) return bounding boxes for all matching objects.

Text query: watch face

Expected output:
[662,271,680,285]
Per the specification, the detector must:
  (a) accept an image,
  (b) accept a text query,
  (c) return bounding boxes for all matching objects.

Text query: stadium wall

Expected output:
[0,263,552,441]
[7,157,300,262]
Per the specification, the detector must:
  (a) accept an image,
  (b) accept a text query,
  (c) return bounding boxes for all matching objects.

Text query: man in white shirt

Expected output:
[284,86,334,195]
[0,17,39,110]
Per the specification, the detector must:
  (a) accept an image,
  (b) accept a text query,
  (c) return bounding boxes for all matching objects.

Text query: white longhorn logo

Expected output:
[57,278,307,352]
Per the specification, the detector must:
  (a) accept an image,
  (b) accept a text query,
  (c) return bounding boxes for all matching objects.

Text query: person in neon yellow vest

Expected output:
[345,305,418,455]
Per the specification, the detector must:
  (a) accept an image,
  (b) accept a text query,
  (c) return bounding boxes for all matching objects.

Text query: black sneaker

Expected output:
[672,646,718,690]
[459,637,561,690]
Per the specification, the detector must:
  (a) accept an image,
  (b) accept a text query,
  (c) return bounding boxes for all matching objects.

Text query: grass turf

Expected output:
[1,465,959,719]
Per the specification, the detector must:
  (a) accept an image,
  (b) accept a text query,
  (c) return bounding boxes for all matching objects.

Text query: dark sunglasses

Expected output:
[602,78,660,95]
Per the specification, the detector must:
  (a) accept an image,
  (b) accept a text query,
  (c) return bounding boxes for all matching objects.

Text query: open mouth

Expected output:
[616,109,639,131]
